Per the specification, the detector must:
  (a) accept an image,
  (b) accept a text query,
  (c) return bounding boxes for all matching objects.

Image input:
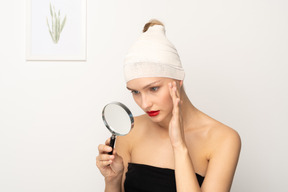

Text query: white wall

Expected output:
[1,0,287,191]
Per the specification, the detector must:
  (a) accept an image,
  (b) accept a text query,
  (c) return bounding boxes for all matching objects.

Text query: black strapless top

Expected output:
[124,163,204,192]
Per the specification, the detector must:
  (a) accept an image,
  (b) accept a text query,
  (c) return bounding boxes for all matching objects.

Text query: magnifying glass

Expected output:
[102,102,134,155]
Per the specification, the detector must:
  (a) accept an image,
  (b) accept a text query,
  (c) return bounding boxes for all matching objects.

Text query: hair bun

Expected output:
[143,19,164,32]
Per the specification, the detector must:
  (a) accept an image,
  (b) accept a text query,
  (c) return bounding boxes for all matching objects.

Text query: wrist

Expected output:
[172,142,187,152]
[173,143,190,160]
[105,172,123,184]
[105,173,123,191]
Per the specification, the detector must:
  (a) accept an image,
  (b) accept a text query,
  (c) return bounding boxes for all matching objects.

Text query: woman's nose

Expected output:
[141,94,152,109]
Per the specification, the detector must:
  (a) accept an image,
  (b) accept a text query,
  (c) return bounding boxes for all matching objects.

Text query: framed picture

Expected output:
[26,0,87,61]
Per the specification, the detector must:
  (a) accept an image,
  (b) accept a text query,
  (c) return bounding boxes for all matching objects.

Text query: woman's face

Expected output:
[126,77,178,124]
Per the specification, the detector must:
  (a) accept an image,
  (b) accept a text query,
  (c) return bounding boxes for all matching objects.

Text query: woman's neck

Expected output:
[180,89,200,130]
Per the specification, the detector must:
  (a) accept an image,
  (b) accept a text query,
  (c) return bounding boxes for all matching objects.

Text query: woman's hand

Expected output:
[96,138,124,182]
[168,81,186,149]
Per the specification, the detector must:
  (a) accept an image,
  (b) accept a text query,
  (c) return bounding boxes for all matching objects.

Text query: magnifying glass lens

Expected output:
[103,104,132,135]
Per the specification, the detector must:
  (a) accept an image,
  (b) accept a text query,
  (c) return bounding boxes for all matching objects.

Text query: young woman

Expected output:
[96,19,241,192]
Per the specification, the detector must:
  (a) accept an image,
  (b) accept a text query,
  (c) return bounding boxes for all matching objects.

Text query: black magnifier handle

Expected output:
[108,134,116,155]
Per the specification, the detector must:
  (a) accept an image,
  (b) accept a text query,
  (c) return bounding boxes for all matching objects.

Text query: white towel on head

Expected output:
[123,24,185,82]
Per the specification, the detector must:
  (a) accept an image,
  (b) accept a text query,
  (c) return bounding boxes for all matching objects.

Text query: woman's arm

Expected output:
[169,81,201,191]
[201,129,241,192]
[168,81,241,192]
[174,144,202,192]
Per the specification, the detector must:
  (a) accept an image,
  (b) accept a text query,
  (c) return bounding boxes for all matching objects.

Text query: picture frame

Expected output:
[26,0,87,61]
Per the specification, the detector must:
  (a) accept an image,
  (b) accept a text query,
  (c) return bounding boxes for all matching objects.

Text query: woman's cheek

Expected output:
[133,96,142,108]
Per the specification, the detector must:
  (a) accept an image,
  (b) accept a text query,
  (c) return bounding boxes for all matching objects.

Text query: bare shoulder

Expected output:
[116,114,147,148]
[204,116,241,158]
[126,114,148,136]
[197,113,241,191]
[210,121,240,143]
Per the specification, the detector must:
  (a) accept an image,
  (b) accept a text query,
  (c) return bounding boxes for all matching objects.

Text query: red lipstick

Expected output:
[146,110,160,117]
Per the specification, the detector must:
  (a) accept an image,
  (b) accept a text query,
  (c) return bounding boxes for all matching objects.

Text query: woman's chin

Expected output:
[147,113,171,127]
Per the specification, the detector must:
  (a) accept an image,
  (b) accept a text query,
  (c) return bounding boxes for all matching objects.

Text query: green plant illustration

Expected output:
[46,3,67,44]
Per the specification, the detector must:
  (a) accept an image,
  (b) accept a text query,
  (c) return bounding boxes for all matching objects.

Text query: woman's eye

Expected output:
[131,90,140,95]
[150,87,159,92]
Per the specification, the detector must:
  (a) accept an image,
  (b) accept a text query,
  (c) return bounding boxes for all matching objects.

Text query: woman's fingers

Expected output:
[174,81,180,98]
[97,143,113,161]
[169,82,180,101]
[98,144,113,154]
[105,137,110,145]
[96,143,115,169]
[97,153,114,161]
[168,81,185,147]
[96,157,112,167]
[169,81,181,116]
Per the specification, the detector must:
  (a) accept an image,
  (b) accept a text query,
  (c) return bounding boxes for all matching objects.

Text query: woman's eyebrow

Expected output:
[142,80,161,89]
[126,87,133,91]
[126,80,162,91]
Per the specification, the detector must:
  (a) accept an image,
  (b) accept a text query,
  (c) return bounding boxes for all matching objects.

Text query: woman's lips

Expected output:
[146,110,160,117]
